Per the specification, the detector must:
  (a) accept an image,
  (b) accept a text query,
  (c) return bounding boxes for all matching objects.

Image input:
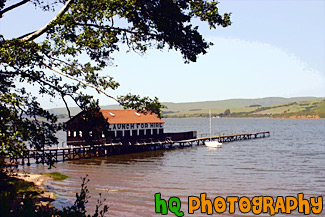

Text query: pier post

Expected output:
[27,151,30,166]
[21,152,25,165]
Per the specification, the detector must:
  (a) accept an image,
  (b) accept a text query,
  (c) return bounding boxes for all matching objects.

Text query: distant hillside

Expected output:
[161,97,320,112]
[48,97,324,118]
[162,97,325,118]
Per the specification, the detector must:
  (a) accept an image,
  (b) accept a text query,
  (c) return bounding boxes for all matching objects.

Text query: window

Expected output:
[79,131,83,137]
[89,131,92,137]
[73,131,77,137]
[102,131,105,138]
[68,131,71,137]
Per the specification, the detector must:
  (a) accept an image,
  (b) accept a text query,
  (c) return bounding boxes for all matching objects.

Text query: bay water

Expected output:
[23,118,325,216]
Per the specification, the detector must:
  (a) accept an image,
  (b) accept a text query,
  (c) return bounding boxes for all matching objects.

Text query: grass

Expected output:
[165,107,256,118]
[253,103,306,115]
[40,172,69,181]
[163,99,325,118]
[254,99,325,118]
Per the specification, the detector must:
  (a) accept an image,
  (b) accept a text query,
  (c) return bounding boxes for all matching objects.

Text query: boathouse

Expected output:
[66,110,195,146]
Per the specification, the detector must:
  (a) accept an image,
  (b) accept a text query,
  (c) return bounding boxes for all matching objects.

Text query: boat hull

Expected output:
[205,141,222,148]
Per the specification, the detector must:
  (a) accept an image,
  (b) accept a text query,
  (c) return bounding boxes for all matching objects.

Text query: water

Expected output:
[23,118,325,216]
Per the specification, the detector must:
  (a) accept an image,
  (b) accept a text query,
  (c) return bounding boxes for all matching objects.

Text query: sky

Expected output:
[1,0,324,108]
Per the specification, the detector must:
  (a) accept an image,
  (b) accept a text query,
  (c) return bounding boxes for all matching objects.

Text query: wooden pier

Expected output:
[9,131,270,166]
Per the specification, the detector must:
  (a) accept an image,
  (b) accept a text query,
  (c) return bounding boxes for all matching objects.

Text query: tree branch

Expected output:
[41,61,122,104]
[74,22,160,38]
[45,54,75,69]
[61,95,71,118]
[36,78,74,118]
[19,0,74,42]
[0,0,29,17]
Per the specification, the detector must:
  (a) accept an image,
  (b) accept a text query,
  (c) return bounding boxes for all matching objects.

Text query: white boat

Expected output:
[205,110,222,148]
[205,140,222,148]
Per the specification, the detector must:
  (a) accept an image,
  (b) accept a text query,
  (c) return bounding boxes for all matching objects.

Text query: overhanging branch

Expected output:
[0,0,29,17]
[19,0,74,42]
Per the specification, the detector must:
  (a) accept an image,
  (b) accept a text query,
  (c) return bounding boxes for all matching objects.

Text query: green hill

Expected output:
[161,97,325,118]
[48,97,325,118]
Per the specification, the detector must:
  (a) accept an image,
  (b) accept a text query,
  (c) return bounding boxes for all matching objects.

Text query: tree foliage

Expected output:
[0,0,231,165]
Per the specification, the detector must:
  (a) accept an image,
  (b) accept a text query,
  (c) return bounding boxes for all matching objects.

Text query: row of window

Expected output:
[67,129,164,138]
[114,129,163,137]
[67,130,103,138]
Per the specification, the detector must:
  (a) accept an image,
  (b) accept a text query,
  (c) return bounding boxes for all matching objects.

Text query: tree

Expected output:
[224,109,231,116]
[0,0,231,166]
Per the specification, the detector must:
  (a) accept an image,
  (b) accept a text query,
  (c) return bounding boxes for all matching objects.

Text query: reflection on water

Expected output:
[23,118,325,217]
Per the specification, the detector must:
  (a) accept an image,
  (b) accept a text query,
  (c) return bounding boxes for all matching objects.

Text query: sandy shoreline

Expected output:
[15,172,56,208]
[16,172,50,186]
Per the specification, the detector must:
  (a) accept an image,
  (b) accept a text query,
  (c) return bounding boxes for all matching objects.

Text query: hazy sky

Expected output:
[1,0,324,108]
